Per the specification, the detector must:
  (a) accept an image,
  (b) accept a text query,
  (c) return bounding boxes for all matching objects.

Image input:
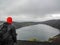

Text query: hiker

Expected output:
[0,17,17,45]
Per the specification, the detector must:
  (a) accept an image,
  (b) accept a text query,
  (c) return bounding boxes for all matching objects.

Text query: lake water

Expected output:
[16,24,60,41]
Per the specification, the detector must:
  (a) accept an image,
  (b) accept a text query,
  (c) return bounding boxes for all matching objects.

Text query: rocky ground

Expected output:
[14,40,60,45]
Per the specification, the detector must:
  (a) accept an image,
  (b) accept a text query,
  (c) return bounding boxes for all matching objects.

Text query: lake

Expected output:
[16,24,60,41]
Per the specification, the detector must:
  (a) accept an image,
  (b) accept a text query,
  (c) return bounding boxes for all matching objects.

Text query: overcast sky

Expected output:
[0,0,60,21]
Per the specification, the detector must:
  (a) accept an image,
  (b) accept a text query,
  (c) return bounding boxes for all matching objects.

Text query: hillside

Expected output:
[0,19,60,30]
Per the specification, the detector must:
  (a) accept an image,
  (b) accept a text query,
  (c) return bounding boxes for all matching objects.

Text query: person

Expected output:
[0,17,17,45]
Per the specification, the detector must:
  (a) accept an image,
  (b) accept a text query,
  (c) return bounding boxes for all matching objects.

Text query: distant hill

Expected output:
[0,19,60,30]
[13,19,60,30]
[41,19,60,30]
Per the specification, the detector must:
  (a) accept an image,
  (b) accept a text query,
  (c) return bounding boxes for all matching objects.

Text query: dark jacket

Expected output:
[1,22,17,45]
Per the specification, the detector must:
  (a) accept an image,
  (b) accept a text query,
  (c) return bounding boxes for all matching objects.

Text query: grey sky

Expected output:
[0,0,60,21]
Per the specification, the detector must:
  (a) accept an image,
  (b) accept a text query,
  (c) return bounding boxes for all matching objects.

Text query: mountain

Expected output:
[41,19,60,30]
[0,19,60,30]
[13,19,60,30]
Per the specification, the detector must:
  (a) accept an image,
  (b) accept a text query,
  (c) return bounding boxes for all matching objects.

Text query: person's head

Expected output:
[6,17,13,24]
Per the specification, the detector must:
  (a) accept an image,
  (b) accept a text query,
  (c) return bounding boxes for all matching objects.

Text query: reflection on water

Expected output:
[16,24,60,41]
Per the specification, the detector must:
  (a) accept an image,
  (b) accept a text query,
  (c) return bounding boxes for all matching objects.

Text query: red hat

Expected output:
[6,17,12,24]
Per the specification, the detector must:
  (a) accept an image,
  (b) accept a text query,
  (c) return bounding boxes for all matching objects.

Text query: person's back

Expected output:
[0,17,17,45]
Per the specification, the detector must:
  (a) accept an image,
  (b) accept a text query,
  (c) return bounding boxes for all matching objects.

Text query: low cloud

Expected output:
[0,0,60,21]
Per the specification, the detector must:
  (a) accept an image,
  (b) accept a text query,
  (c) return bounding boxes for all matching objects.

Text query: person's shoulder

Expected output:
[11,24,16,29]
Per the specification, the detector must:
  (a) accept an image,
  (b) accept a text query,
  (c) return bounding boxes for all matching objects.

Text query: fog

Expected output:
[16,24,60,41]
